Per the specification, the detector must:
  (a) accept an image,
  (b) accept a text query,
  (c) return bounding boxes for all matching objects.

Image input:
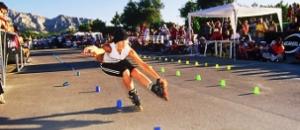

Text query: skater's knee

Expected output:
[122,69,131,77]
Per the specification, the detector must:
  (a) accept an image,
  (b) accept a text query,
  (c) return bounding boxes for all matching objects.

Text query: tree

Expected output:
[91,19,106,32]
[275,1,288,22]
[138,0,164,25]
[121,0,164,29]
[121,0,140,29]
[179,0,197,27]
[179,0,197,18]
[196,0,234,9]
[79,23,91,32]
[111,12,121,27]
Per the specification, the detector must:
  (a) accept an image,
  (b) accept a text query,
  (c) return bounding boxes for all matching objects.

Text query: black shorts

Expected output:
[100,59,135,77]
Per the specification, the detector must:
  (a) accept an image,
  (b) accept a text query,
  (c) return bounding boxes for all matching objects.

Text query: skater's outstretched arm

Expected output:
[128,49,163,80]
[82,44,111,62]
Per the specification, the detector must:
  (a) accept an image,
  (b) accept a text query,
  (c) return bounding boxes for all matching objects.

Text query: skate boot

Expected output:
[151,79,169,101]
[128,89,143,111]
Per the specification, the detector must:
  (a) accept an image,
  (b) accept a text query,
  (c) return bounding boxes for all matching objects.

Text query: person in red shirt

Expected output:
[170,24,178,44]
[271,37,285,62]
[211,20,223,40]
[241,20,249,36]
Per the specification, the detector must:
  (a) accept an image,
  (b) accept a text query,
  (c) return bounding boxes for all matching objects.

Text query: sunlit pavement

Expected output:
[0,48,300,130]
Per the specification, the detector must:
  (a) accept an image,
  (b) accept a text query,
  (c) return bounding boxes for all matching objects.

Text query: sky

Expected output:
[1,0,296,25]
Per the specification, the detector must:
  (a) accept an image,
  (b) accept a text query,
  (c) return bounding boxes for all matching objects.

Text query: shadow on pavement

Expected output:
[18,61,100,74]
[31,49,81,57]
[238,93,254,96]
[0,106,139,130]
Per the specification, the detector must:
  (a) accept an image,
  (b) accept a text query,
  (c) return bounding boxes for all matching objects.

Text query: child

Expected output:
[82,28,169,111]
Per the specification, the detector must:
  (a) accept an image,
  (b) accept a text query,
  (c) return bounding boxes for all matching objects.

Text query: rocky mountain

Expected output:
[8,10,92,33]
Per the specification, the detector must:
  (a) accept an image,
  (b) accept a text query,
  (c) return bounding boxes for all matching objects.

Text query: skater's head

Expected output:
[113,28,128,44]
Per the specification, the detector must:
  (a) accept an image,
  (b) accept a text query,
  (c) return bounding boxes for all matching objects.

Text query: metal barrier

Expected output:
[0,29,25,88]
[203,40,237,60]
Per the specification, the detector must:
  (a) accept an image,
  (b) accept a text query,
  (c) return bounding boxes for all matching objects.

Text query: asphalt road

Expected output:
[0,48,300,130]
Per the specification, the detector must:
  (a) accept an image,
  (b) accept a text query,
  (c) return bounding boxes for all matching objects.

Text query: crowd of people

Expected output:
[31,32,107,49]
[25,2,300,63]
[128,2,300,62]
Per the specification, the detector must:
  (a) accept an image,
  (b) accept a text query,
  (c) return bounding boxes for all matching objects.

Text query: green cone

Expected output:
[227,65,232,71]
[219,80,226,88]
[186,60,190,65]
[195,74,202,81]
[176,70,181,77]
[160,67,165,73]
[253,86,261,95]
[195,61,199,66]
[205,62,208,67]
[178,60,182,64]
[215,64,220,69]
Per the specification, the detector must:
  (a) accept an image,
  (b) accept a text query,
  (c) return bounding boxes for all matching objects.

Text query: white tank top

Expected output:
[103,42,131,63]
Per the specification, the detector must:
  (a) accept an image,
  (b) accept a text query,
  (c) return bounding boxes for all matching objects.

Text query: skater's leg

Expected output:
[122,69,134,91]
[122,69,142,109]
[130,68,152,89]
[131,68,169,101]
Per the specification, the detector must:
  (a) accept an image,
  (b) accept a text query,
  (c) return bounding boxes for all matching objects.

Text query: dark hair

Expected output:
[113,28,128,43]
[0,2,8,10]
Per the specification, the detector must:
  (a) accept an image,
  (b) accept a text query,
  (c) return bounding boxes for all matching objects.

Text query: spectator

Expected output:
[268,21,278,32]
[270,37,285,62]
[178,26,186,44]
[159,24,170,43]
[249,18,257,39]
[222,20,233,40]
[185,27,194,45]
[0,2,8,104]
[287,17,299,33]
[202,21,212,40]
[211,20,223,40]
[246,40,260,60]
[288,5,294,22]
[0,2,8,31]
[255,18,268,43]
[23,39,31,63]
[241,20,250,36]
[170,24,178,44]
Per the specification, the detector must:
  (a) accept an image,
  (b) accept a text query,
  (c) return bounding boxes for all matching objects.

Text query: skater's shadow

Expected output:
[206,85,219,88]
[53,85,64,88]
[0,106,138,130]
[238,93,254,96]
[78,91,96,94]
[185,79,196,82]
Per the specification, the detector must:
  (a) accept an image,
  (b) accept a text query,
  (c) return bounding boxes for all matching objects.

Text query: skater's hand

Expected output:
[82,45,103,57]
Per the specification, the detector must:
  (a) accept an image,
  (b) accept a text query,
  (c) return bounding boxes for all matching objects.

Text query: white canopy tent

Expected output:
[188,2,283,35]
